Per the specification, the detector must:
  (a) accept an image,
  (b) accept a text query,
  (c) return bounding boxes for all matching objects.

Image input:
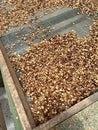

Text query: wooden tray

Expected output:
[0,42,98,130]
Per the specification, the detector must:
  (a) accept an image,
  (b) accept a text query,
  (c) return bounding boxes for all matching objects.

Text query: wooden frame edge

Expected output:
[0,43,36,130]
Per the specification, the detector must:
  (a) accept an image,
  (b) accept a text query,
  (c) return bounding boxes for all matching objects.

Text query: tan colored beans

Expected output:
[11,20,98,125]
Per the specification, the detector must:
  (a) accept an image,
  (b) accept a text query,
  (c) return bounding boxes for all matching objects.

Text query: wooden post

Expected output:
[0,42,36,130]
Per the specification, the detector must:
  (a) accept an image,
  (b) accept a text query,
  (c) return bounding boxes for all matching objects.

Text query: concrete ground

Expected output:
[0,87,15,130]
[56,101,98,130]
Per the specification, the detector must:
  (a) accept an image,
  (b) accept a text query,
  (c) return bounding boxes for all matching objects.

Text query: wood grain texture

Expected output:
[0,43,36,130]
[0,104,7,130]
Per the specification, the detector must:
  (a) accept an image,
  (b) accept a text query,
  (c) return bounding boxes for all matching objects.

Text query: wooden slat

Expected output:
[0,43,36,130]
[0,104,7,130]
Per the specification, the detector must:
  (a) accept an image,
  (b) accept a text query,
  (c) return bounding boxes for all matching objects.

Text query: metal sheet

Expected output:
[0,7,94,56]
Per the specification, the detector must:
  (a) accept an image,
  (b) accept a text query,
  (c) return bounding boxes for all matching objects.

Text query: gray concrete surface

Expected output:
[0,87,15,130]
[56,101,98,130]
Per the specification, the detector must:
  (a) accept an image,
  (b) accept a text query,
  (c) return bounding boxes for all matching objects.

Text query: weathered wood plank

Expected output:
[0,43,36,130]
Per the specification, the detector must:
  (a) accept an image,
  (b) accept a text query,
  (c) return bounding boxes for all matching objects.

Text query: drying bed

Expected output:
[0,0,98,130]
[0,42,98,130]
